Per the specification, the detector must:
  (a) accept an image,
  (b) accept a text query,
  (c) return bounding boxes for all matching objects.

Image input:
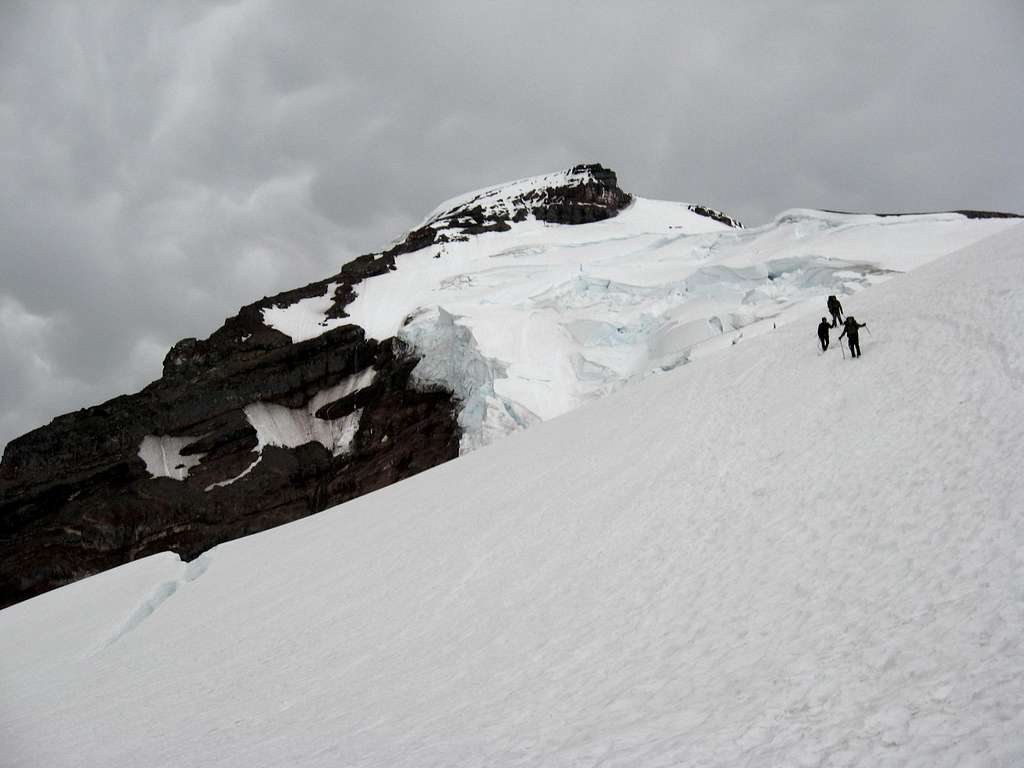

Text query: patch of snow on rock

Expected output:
[137,436,205,481]
[244,401,360,458]
[261,283,348,342]
[205,369,376,490]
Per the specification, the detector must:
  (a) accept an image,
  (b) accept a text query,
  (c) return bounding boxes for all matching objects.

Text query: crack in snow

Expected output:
[95,554,210,653]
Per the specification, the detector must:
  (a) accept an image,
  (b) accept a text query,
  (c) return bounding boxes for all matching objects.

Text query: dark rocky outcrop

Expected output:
[396,163,633,251]
[954,210,1023,220]
[0,164,634,608]
[821,209,1023,219]
[688,204,743,229]
[0,329,461,609]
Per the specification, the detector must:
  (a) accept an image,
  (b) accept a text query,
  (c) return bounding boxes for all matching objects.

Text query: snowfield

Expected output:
[2,222,1022,767]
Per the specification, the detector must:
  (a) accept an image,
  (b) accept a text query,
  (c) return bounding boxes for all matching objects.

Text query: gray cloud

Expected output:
[2,0,1022,450]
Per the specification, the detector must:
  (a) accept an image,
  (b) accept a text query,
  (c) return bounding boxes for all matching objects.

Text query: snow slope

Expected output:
[265,172,1016,452]
[3,223,1023,767]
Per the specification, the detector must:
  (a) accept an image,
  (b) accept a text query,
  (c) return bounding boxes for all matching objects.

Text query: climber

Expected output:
[838,316,868,358]
[827,295,844,328]
[817,317,831,352]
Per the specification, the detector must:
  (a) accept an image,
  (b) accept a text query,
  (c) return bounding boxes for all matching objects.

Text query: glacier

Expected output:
[2,222,1022,767]
[262,178,1017,452]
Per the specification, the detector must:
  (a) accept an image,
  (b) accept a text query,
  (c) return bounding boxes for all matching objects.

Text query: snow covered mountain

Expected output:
[3,222,1022,767]
[0,164,1018,607]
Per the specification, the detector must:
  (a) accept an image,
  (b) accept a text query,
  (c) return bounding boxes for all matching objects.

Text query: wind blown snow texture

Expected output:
[2,223,1023,767]
[258,174,1016,452]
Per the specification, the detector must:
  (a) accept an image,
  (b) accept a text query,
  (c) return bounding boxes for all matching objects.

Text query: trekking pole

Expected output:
[840,340,845,359]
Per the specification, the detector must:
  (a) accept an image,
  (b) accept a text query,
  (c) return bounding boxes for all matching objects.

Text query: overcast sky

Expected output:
[1,0,1022,452]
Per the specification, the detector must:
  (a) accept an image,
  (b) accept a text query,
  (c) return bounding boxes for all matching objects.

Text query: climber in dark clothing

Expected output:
[827,295,844,328]
[817,317,831,352]
[838,316,867,358]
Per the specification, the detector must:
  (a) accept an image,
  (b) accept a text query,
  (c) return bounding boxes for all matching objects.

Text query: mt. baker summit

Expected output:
[0,164,1017,607]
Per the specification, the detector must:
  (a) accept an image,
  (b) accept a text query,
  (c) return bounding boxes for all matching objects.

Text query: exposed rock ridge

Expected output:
[395,163,632,249]
[820,209,1023,220]
[0,329,461,608]
[688,204,743,229]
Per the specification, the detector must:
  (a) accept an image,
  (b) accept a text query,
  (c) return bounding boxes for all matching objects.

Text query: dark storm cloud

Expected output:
[1,0,1022,450]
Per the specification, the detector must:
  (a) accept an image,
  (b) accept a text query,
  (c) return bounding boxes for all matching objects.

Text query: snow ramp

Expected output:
[2,223,1023,766]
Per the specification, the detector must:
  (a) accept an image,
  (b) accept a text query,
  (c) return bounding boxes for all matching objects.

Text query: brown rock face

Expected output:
[0,329,462,608]
[0,164,633,608]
